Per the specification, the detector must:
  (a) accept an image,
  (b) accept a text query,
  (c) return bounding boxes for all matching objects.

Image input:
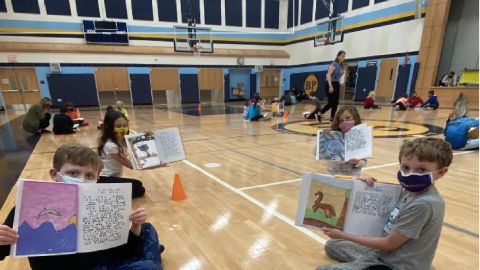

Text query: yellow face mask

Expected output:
[114,127,129,139]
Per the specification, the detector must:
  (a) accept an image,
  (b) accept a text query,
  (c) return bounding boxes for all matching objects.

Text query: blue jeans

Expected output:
[464,139,479,150]
[95,223,163,270]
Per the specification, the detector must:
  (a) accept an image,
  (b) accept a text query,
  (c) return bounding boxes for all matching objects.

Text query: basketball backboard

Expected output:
[173,25,213,54]
[314,16,344,47]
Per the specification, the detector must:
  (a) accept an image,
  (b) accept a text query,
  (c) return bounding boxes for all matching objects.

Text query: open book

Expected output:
[316,123,372,161]
[125,127,186,169]
[295,173,401,237]
[12,180,132,257]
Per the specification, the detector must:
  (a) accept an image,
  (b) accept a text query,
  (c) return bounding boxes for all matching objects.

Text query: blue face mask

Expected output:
[58,173,94,184]
[397,170,436,192]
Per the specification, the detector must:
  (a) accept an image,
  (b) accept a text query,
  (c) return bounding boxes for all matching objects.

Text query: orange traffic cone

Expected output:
[198,103,202,114]
[171,173,187,201]
[283,109,288,120]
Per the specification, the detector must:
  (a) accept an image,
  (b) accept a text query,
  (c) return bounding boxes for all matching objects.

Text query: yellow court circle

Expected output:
[279,119,442,138]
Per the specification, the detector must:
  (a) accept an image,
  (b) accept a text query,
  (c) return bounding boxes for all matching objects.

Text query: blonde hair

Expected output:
[116,100,124,108]
[53,143,104,173]
[40,97,52,109]
[399,138,453,169]
[452,93,469,120]
[368,91,375,98]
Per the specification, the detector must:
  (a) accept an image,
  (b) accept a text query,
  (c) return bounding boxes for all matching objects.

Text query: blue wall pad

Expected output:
[45,0,71,15]
[300,0,313,24]
[47,74,99,106]
[315,0,328,20]
[76,0,100,17]
[12,0,40,14]
[204,0,221,25]
[287,0,299,28]
[290,71,327,100]
[181,0,201,24]
[157,0,177,22]
[352,0,369,10]
[409,63,420,94]
[225,0,242,26]
[229,69,250,100]
[105,0,127,19]
[393,64,411,100]
[132,0,153,21]
[250,74,257,98]
[0,0,6,12]
[224,74,230,101]
[246,0,261,27]
[265,0,279,29]
[354,66,377,101]
[130,74,153,105]
[180,74,199,103]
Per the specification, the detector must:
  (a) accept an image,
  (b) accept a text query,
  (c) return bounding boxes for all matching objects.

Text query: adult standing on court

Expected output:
[321,50,346,122]
[23,97,52,134]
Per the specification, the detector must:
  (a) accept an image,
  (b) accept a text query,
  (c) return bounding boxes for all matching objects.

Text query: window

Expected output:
[265,0,279,29]
[132,0,153,21]
[225,0,242,26]
[12,0,40,14]
[246,0,261,27]
[204,0,221,25]
[157,0,177,22]
[45,0,71,15]
[104,0,127,19]
[300,0,313,24]
[76,0,100,17]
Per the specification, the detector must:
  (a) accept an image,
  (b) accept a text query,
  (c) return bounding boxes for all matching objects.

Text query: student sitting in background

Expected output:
[97,105,114,130]
[439,71,456,87]
[246,96,268,121]
[363,91,380,109]
[65,101,88,127]
[303,91,322,122]
[444,93,479,150]
[53,103,76,135]
[116,101,129,119]
[407,91,424,108]
[421,90,440,110]
[394,94,408,111]
[23,97,52,134]
[280,91,292,106]
[0,143,164,270]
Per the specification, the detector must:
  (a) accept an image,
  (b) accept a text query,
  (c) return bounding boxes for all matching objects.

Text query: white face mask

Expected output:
[57,172,95,184]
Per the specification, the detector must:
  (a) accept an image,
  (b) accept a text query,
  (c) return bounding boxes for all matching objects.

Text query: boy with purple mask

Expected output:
[317,137,452,270]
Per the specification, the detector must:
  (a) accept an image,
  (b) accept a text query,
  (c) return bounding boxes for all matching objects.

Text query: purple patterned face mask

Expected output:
[397,170,438,192]
[339,120,356,132]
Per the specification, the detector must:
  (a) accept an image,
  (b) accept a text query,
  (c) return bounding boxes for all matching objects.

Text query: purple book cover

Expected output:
[14,181,78,256]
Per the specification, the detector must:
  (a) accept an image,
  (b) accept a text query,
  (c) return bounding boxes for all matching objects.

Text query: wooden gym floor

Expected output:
[0,103,477,269]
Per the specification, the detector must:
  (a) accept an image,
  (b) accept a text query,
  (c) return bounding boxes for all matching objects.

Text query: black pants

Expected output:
[39,113,51,130]
[321,81,340,120]
[99,176,145,198]
[395,102,407,111]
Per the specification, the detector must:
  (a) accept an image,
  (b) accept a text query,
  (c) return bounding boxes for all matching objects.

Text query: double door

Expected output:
[0,68,41,109]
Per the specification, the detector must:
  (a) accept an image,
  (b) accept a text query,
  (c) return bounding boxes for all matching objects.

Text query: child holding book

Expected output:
[363,91,380,109]
[320,105,367,177]
[0,143,164,270]
[317,137,452,270]
[97,111,162,198]
[444,93,479,150]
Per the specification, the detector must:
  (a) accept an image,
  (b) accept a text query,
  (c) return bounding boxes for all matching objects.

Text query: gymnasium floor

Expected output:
[0,102,477,269]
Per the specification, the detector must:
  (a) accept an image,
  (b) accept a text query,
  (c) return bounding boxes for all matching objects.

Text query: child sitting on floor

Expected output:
[0,143,164,270]
[363,91,380,109]
[421,90,440,110]
[444,93,479,150]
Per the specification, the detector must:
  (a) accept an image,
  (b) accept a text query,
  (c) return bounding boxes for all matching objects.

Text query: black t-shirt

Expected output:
[0,207,141,270]
[53,114,75,134]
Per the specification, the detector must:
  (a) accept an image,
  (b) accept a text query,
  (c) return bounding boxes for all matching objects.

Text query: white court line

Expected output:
[183,160,327,245]
[237,178,302,191]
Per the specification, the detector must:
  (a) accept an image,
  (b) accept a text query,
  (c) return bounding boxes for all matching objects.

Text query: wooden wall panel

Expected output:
[151,68,179,91]
[376,58,398,100]
[260,70,280,97]
[198,68,223,90]
[95,68,130,91]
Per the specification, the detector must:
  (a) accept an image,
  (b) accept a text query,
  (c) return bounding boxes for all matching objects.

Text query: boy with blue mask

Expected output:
[0,143,164,270]
[317,137,452,270]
